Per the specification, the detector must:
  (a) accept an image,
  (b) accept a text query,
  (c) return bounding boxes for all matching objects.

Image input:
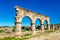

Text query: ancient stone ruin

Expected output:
[15,6,50,37]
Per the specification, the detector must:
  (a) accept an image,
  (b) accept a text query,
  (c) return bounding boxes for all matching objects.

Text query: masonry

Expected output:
[15,6,50,37]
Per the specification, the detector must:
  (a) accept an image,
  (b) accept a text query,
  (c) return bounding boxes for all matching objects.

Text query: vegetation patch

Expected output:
[0,30,4,33]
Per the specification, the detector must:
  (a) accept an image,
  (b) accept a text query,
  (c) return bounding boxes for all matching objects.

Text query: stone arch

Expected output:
[21,16,32,31]
[43,18,50,30]
[35,18,42,31]
[44,20,48,30]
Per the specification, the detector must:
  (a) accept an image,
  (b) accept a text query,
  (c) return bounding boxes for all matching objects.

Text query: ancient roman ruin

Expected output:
[15,6,50,36]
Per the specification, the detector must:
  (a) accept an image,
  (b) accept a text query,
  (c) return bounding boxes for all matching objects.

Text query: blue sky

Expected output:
[0,0,60,26]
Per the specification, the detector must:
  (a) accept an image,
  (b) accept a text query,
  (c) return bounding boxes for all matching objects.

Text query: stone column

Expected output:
[53,24,55,30]
[15,22,21,37]
[41,24,44,31]
[31,23,36,34]
[47,19,50,30]
[41,20,44,32]
[48,24,50,30]
[15,16,22,37]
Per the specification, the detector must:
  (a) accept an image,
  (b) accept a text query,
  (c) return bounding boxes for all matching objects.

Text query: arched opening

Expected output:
[44,20,48,30]
[35,18,41,31]
[21,16,32,32]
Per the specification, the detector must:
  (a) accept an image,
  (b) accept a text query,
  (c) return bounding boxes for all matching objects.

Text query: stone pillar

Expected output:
[31,23,36,34]
[47,19,50,30]
[53,24,55,30]
[15,16,22,37]
[48,24,50,30]
[41,20,44,31]
[41,24,44,31]
[15,22,21,37]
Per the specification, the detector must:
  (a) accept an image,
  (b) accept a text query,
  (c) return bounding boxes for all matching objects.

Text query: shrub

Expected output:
[0,30,4,33]
[12,26,16,32]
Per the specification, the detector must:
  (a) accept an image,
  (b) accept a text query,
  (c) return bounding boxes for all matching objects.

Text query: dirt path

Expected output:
[29,30,60,40]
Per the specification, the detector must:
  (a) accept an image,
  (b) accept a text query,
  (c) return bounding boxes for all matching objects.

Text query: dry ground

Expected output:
[29,30,60,40]
[0,30,60,40]
[0,33,14,38]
